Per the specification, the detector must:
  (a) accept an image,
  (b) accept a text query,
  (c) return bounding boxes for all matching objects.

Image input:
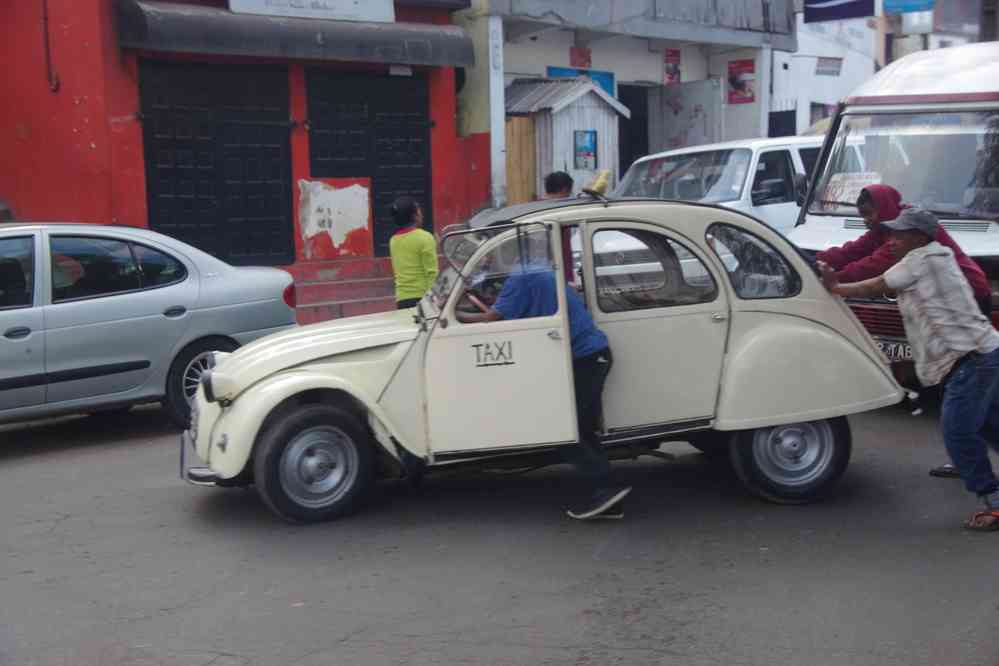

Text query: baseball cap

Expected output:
[880,207,939,238]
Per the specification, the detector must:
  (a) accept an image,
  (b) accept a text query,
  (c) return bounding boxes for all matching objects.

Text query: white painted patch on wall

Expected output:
[298,180,370,259]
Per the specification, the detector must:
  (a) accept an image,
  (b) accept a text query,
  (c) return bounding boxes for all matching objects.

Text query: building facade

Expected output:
[456,0,798,204]
[0,0,485,323]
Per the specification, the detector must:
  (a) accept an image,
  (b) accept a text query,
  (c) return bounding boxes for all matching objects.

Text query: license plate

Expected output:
[877,339,913,362]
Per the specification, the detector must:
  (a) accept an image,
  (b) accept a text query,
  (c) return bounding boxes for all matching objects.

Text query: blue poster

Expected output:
[884,0,934,12]
[803,0,874,23]
[573,130,597,170]
[547,67,615,97]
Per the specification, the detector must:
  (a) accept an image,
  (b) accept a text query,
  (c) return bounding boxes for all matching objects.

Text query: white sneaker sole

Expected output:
[566,487,632,520]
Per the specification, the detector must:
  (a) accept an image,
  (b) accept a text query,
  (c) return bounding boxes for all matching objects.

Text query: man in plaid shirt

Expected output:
[819,208,999,531]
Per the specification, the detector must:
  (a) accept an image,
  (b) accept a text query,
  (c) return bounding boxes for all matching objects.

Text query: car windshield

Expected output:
[614,148,752,203]
[809,110,999,220]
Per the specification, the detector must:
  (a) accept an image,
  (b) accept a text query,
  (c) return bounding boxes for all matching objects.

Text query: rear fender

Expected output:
[205,371,408,479]
[715,313,904,431]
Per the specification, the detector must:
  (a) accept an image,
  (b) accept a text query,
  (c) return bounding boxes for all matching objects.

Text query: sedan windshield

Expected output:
[615,148,752,203]
[809,110,999,219]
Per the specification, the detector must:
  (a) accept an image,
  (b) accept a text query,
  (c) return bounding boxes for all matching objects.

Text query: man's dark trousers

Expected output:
[564,347,613,487]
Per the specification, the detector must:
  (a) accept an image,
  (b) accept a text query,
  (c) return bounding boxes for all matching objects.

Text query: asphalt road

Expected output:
[1,405,997,666]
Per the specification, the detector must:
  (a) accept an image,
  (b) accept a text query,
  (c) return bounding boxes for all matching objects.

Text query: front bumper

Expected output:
[180,429,218,486]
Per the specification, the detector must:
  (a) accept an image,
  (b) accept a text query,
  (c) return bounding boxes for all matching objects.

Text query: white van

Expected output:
[788,43,999,376]
[614,136,826,234]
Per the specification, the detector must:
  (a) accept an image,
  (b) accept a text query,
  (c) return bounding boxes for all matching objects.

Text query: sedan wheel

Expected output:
[183,351,216,405]
[730,417,851,504]
[165,337,238,429]
[254,404,374,523]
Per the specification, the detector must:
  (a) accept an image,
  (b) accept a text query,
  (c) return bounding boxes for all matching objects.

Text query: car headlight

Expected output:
[201,371,217,403]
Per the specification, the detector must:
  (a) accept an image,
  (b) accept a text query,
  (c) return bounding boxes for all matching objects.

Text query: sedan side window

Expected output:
[592,229,717,313]
[51,237,141,302]
[0,237,34,309]
[132,243,187,287]
[706,224,801,299]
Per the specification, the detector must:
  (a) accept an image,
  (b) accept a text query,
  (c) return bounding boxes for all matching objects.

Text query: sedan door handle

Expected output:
[3,326,31,340]
[163,306,187,318]
[547,329,562,340]
[711,313,728,322]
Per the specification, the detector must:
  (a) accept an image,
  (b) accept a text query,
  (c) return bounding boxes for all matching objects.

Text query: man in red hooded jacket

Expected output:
[818,184,992,314]
[818,184,993,479]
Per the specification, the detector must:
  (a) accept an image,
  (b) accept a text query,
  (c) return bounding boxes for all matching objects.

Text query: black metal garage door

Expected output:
[140,61,294,266]
[306,70,432,256]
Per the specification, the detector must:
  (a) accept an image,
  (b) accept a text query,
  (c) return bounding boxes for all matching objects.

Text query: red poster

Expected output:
[569,46,592,70]
[663,49,681,86]
[727,59,756,104]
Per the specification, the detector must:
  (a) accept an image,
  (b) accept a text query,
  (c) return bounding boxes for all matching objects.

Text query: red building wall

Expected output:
[0,0,491,322]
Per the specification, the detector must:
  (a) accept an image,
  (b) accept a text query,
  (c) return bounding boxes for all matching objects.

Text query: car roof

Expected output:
[628,135,824,169]
[0,222,150,233]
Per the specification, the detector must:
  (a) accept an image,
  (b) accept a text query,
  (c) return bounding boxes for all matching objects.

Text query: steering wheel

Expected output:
[465,290,491,314]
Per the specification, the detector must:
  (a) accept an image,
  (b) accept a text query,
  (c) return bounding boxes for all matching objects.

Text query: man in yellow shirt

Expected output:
[389,196,438,309]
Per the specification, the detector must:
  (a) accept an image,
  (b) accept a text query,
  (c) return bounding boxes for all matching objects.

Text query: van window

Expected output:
[751,151,796,205]
[616,149,752,204]
[799,147,821,178]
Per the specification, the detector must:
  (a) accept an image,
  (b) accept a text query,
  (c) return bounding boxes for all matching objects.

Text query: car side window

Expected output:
[460,224,557,321]
[592,229,717,313]
[0,237,34,309]
[132,243,187,287]
[799,147,821,179]
[752,150,796,205]
[51,236,141,302]
[706,224,801,299]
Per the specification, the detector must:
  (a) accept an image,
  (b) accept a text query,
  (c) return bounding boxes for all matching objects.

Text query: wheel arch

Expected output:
[206,372,404,480]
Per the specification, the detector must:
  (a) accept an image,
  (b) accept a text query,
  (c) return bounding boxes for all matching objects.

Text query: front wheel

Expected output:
[730,417,851,504]
[253,404,374,523]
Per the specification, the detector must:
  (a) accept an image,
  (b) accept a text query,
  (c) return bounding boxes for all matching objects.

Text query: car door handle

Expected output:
[163,306,187,318]
[3,327,31,340]
[711,313,728,322]
[547,329,562,340]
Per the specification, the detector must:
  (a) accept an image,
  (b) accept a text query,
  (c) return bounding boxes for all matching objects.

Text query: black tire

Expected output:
[687,431,732,460]
[729,417,851,504]
[164,337,237,429]
[253,404,374,523]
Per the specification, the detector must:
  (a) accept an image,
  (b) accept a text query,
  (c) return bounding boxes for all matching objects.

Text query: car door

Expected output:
[749,149,799,234]
[585,222,729,433]
[0,233,46,411]
[43,232,197,404]
[424,223,578,457]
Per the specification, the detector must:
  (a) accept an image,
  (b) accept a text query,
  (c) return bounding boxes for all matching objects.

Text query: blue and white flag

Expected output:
[803,0,875,22]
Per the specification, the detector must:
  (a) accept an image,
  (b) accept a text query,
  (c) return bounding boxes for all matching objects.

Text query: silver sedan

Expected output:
[0,223,297,427]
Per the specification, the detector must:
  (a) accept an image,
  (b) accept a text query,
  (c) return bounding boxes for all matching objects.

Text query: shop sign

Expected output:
[663,49,681,86]
[727,59,756,105]
[574,131,598,171]
[803,0,874,23]
[884,0,934,13]
[229,0,395,23]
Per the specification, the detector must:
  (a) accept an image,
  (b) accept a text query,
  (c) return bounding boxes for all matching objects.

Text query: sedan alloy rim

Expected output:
[182,352,215,405]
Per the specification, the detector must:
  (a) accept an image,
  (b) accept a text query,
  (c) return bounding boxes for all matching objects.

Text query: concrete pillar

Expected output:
[487,15,507,208]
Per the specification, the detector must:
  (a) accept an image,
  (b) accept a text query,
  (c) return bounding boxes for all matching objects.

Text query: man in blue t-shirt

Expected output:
[456,266,632,520]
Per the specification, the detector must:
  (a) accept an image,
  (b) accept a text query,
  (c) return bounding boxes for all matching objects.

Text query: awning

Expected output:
[114,0,475,68]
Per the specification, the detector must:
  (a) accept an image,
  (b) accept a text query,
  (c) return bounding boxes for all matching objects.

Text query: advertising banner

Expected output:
[664,49,681,86]
[803,0,874,23]
[727,59,756,105]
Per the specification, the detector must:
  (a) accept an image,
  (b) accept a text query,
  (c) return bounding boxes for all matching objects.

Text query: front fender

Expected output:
[205,371,406,480]
[715,313,904,431]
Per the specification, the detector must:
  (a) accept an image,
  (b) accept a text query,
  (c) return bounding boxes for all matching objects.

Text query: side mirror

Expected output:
[794,173,809,207]
[751,179,788,206]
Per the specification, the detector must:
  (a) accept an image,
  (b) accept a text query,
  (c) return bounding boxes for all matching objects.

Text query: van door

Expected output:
[425,224,578,457]
[0,233,45,412]
[585,222,729,433]
[750,149,800,234]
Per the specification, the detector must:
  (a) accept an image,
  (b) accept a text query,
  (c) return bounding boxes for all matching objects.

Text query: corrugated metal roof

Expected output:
[505,77,631,118]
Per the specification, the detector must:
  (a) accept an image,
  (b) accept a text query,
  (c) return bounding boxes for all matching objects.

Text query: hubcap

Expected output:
[751,421,834,487]
[183,351,215,405]
[280,426,359,509]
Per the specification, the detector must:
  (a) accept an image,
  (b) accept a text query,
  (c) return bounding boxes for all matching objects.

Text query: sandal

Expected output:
[929,463,962,479]
[964,509,999,532]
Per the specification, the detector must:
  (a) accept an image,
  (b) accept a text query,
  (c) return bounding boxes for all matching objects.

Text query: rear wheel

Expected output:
[253,404,374,523]
[164,337,237,428]
[730,417,851,504]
